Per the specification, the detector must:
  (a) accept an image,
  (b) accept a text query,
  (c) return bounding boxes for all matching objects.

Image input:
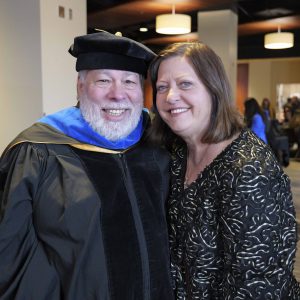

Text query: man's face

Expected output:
[78,69,144,141]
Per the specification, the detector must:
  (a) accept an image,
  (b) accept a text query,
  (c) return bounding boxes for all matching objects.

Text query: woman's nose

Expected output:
[166,87,179,104]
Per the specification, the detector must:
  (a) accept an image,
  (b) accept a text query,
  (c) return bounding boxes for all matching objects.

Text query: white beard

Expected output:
[79,94,143,141]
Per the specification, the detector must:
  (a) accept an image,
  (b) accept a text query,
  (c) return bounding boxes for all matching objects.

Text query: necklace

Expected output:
[183,177,190,189]
[184,163,201,189]
[183,158,200,189]
[184,144,212,188]
[183,136,237,189]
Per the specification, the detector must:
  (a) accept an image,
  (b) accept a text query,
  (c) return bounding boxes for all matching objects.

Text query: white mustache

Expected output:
[100,104,132,110]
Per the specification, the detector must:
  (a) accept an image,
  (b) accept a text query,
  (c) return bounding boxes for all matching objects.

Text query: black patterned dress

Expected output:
[168,129,300,299]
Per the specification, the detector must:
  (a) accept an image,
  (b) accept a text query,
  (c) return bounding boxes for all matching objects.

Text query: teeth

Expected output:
[106,109,126,116]
[170,108,188,114]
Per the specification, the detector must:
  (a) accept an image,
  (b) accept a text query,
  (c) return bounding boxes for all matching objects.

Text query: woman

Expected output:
[262,97,276,134]
[261,97,276,119]
[149,42,299,299]
[244,97,268,143]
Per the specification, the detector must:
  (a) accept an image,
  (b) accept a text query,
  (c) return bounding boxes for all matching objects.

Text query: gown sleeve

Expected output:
[0,143,60,300]
[221,160,299,299]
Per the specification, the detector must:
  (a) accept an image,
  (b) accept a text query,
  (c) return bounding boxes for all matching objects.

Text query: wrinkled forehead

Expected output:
[88,69,140,77]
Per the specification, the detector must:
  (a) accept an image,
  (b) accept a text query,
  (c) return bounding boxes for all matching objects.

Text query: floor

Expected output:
[284,159,300,281]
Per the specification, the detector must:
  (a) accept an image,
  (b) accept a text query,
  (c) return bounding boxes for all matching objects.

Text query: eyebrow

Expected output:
[98,70,138,77]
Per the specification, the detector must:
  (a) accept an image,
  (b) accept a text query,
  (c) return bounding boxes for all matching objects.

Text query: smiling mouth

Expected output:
[103,109,127,116]
[170,108,189,114]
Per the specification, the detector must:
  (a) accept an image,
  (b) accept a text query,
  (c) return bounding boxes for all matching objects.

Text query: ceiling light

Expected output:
[156,4,191,35]
[139,27,148,32]
[264,26,294,49]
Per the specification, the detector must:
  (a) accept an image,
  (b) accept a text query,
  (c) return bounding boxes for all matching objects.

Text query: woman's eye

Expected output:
[157,85,168,93]
[179,81,192,89]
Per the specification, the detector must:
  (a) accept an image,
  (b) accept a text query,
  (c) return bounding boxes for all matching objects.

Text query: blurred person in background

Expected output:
[244,97,268,143]
[290,95,300,116]
[261,97,276,121]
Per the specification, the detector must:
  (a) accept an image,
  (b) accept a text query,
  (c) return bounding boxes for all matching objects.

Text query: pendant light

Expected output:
[264,26,294,49]
[156,4,191,35]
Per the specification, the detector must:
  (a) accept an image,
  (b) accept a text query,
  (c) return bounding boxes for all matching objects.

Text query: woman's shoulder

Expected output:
[219,130,291,211]
[252,113,264,122]
[223,129,279,170]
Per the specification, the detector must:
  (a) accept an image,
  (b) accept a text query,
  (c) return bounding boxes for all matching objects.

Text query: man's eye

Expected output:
[95,79,111,86]
[123,80,138,89]
[97,79,110,83]
[125,80,136,85]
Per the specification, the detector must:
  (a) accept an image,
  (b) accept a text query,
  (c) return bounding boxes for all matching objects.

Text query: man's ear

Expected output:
[77,76,83,99]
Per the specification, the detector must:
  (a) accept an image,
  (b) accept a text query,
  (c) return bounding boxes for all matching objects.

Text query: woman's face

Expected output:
[262,99,269,109]
[156,56,212,141]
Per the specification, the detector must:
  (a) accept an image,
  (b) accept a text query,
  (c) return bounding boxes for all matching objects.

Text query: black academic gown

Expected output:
[0,123,174,300]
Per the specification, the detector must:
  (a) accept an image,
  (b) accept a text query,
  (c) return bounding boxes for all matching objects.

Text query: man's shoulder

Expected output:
[130,141,170,164]
[2,123,77,157]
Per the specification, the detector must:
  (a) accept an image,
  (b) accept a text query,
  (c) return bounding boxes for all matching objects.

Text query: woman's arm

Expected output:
[221,160,298,299]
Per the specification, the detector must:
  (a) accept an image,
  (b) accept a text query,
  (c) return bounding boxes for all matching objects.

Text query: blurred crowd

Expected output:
[244,95,300,167]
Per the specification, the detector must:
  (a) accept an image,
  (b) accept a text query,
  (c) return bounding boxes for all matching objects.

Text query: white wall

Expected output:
[0,0,86,154]
[239,57,300,106]
[40,0,86,115]
[0,0,43,154]
[198,10,238,97]
[248,60,272,102]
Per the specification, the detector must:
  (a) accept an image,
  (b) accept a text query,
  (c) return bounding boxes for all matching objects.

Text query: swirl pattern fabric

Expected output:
[168,129,300,299]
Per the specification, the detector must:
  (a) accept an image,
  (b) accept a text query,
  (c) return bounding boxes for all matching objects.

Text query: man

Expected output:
[0,31,174,299]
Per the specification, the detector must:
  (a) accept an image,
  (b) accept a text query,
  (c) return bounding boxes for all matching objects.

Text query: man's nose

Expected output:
[107,82,126,101]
